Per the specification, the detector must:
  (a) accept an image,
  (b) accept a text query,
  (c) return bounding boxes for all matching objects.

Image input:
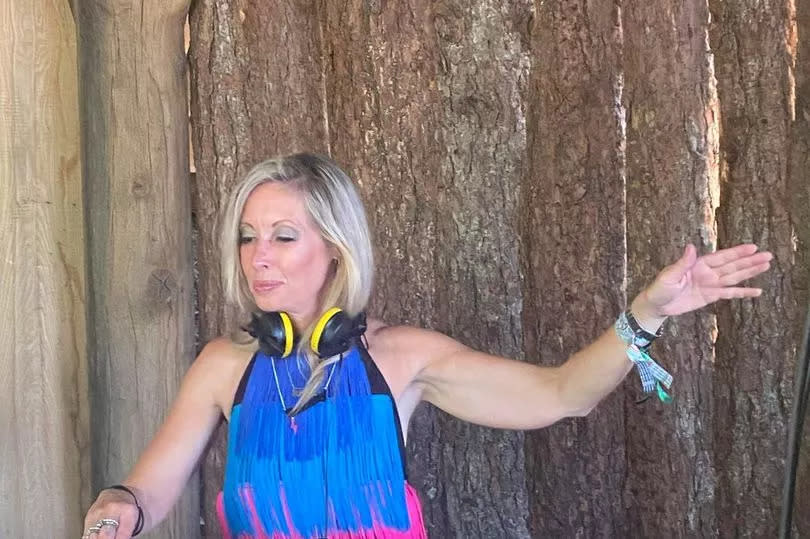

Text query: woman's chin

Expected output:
[252,298,282,313]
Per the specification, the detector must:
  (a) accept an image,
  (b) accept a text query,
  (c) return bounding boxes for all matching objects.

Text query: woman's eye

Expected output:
[276,236,295,243]
[238,236,254,245]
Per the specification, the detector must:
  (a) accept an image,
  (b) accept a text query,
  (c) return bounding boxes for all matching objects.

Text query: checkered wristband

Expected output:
[615,310,672,403]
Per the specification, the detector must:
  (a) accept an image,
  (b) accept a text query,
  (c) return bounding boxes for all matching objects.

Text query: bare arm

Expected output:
[83,338,237,536]
[412,244,772,430]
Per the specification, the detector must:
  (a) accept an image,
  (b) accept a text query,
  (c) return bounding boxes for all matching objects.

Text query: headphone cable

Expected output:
[779,297,810,537]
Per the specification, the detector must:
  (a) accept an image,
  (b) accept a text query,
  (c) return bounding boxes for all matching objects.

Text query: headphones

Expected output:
[245,307,367,358]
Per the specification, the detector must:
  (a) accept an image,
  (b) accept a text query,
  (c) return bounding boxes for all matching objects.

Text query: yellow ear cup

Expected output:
[279,311,294,357]
[310,307,342,354]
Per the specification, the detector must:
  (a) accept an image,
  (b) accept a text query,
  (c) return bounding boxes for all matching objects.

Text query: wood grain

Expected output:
[0,0,90,536]
[75,0,197,537]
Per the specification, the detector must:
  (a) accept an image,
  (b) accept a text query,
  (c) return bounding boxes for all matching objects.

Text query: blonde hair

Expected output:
[219,153,374,412]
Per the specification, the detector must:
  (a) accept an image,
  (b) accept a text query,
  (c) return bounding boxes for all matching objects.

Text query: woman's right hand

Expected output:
[81,487,141,539]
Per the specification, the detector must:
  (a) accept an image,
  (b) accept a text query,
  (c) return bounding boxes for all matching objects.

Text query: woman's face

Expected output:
[239,181,335,327]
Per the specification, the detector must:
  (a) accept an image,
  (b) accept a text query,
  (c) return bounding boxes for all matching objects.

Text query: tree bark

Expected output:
[188,1,327,535]
[709,1,810,536]
[522,2,628,536]
[622,1,720,536]
[789,0,810,533]
[320,1,533,536]
[186,1,810,536]
[75,0,197,536]
[0,1,90,536]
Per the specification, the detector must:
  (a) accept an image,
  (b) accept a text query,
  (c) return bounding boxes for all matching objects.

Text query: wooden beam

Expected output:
[0,0,89,536]
[74,0,197,536]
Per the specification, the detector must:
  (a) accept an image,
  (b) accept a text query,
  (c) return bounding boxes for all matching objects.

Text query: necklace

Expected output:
[270,355,339,432]
[284,355,311,393]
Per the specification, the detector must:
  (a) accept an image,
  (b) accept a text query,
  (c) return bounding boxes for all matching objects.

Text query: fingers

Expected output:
[713,251,773,278]
[83,499,138,539]
[702,243,762,268]
[97,517,121,539]
[704,287,763,301]
[718,260,772,286]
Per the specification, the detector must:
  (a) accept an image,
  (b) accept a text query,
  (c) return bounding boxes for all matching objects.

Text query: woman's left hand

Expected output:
[639,243,773,319]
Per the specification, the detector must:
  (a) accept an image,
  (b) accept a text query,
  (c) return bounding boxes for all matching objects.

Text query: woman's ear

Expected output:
[328,244,340,264]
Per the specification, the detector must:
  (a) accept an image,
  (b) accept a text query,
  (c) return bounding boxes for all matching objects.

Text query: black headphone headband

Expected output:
[244,309,367,358]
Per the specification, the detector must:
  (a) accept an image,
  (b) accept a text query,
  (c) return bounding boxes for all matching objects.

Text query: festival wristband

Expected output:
[614,310,672,403]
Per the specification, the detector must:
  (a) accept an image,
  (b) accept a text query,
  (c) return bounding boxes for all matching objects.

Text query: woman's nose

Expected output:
[251,240,274,270]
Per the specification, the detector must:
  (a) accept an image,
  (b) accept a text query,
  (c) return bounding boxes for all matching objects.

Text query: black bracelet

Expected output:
[625,309,664,342]
[105,484,145,536]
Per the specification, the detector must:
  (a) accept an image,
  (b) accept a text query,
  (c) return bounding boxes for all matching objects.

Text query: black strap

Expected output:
[105,484,145,536]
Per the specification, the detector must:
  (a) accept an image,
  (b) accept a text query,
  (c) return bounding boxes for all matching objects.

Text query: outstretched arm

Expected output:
[412,244,772,429]
[82,338,235,537]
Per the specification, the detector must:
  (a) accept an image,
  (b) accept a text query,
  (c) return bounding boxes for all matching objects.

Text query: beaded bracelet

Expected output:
[614,310,673,403]
[105,484,145,536]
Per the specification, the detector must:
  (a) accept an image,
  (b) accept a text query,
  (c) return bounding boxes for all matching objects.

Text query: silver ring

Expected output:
[97,518,120,528]
[84,526,102,535]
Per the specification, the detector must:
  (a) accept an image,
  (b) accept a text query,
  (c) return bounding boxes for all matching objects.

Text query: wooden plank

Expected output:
[74,0,197,536]
[0,0,90,536]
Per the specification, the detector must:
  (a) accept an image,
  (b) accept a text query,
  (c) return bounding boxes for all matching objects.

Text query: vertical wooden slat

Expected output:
[521,1,628,536]
[622,0,720,536]
[188,1,327,535]
[75,0,197,536]
[0,0,89,536]
[709,0,807,536]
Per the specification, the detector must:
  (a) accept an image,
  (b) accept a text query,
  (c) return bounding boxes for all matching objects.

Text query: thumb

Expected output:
[660,244,697,284]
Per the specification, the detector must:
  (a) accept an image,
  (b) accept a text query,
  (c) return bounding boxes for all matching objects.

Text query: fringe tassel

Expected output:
[219,347,425,538]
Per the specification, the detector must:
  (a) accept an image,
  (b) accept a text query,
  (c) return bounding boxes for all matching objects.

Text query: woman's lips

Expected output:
[253,280,283,294]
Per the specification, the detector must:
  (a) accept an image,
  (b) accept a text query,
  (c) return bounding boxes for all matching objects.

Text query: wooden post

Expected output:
[0,0,90,536]
[75,0,197,537]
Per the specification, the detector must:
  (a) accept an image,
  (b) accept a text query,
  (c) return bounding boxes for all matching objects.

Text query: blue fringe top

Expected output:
[217,343,427,538]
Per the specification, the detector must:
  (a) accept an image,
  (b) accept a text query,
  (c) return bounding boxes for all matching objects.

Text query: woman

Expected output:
[81,153,772,538]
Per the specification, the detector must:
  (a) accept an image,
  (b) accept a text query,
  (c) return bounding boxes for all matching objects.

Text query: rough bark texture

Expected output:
[709,1,810,537]
[790,0,810,533]
[75,1,198,537]
[522,2,628,536]
[188,1,327,535]
[187,1,810,537]
[0,1,90,536]
[622,1,720,536]
[320,1,532,536]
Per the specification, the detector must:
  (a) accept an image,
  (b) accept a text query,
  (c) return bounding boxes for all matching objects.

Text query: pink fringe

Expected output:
[216,483,427,539]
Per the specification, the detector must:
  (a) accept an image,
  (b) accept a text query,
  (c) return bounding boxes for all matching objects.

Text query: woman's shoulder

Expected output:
[193,335,256,419]
[365,318,461,357]
[364,318,463,377]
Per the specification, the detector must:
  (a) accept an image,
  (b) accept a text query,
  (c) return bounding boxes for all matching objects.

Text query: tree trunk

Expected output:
[75,0,197,536]
[522,2,628,536]
[622,1,720,536]
[789,0,810,533]
[320,1,533,536]
[709,1,810,536]
[0,1,89,536]
[188,1,327,535]
[187,1,810,536]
